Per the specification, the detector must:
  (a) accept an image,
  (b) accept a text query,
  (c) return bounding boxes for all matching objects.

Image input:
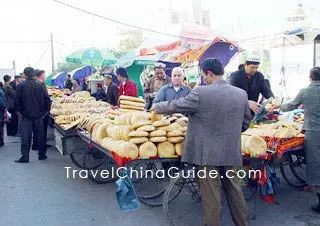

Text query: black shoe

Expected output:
[14,157,29,163]
[0,142,4,147]
[311,205,320,214]
[46,144,52,148]
[38,155,48,161]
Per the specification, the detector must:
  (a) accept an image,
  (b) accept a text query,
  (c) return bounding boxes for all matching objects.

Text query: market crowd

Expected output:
[1,54,320,226]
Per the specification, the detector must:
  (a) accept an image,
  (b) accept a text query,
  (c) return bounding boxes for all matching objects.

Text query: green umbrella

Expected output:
[45,73,54,86]
[66,48,117,68]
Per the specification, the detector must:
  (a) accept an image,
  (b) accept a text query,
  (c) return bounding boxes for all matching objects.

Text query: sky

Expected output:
[0,0,320,74]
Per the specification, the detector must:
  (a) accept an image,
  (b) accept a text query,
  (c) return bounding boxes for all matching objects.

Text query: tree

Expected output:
[107,38,143,59]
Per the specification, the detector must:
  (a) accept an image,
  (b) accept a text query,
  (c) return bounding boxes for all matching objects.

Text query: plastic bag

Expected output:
[116,169,141,211]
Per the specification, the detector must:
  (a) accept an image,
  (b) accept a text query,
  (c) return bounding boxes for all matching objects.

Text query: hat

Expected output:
[14,75,21,79]
[154,62,166,69]
[104,74,113,79]
[97,83,103,88]
[246,54,260,63]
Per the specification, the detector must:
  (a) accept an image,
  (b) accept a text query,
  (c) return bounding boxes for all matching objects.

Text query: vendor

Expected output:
[272,67,320,214]
[104,74,118,106]
[153,67,191,103]
[229,54,274,114]
[116,67,137,98]
[92,83,107,102]
[64,74,73,91]
[144,63,171,110]
[71,79,81,93]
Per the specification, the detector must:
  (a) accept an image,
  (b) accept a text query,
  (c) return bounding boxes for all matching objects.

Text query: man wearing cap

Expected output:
[116,67,137,98]
[104,74,119,106]
[229,54,274,114]
[92,83,108,102]
[144,62,171,110]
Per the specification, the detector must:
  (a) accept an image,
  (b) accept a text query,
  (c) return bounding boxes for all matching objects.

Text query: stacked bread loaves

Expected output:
[119,96,146,112]
[241,135,267,156]
[88,111,188,159]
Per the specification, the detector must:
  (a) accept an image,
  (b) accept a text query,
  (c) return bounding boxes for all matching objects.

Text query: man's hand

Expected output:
[150,104,156,111]
[248,100,262,114]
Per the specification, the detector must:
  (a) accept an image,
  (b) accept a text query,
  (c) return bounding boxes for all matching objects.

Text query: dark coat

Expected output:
[229,68,273,102]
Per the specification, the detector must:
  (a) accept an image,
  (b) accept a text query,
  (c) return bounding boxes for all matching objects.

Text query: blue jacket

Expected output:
[0,88,6,119]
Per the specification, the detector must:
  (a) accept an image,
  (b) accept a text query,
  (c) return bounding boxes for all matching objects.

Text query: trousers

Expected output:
[199,166,249,226]
[32,115,49,149]
[21,117,46,159]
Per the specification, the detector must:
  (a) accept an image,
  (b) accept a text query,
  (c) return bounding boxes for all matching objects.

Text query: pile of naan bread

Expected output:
[76,96,188,159]
[240,121,303,156]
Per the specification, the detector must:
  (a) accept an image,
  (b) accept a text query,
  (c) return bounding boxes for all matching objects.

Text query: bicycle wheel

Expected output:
[70,148,86,169]
[82,147,106,170]
[280,152,306,188]
[289,150,306,183]
[87,154,119,184]
[163,171,202,226]
[131,161,182,207]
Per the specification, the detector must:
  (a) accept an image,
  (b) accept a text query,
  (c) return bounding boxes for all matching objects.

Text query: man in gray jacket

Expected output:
[152,58,251,226]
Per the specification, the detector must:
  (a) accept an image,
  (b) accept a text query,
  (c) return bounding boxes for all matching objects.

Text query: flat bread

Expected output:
[175,142,184,155]
[129,131,149,137]
[132,120,152,129]
[167,131,183,137]
[139,141,157,158]
[108,109,122,115]
[149,136,167,143]
[157,126,169,131]
[152,120,170,127]
[129,137,149,144]
[149,130,166,137]
[166,116,178,123]
[117,142,139,159]
[119,108,141,113]
[120,100,145,107]
[167,136,184,143]
[157,141,175,156]
[120,104,145,111]
[137,125,156,132]
[120,95,145,103]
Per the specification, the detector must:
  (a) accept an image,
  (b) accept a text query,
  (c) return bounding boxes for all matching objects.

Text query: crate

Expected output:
[54,129,81,155]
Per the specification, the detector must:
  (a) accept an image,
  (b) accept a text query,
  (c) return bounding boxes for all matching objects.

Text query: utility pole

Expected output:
[50,32,55,73]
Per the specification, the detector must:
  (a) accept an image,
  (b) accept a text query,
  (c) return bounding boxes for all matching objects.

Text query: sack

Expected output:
[116,169,141,211]
[3,109,11,124]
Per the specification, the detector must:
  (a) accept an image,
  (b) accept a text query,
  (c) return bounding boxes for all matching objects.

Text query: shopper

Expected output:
[116,67,137,98]
[14,67,51,163]
[104,74,119,106]
[3,75,18,136]
[151,58,251,226]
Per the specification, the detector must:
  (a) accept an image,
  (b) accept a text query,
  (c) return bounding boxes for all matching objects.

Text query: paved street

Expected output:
[1,128,320,226]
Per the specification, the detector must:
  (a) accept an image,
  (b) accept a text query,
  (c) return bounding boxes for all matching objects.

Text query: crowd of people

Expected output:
[1,54,320,225]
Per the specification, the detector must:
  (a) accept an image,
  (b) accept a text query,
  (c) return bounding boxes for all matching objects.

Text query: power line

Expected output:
[52,0,213,42]
[33,44,50,67]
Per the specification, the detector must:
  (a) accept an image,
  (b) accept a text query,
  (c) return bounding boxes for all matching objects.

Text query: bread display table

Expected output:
[53,122,81,156]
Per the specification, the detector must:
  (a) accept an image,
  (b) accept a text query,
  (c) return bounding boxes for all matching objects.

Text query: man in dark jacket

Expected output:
[3,75,18,136]
[14,67,51,163]
[104,74,119,106]
[64,74,73,91]
[32,70,52,150]
[229,54,274,114]
[92,83,107,102]
[0,86,6,147]
[9,75,21,91]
